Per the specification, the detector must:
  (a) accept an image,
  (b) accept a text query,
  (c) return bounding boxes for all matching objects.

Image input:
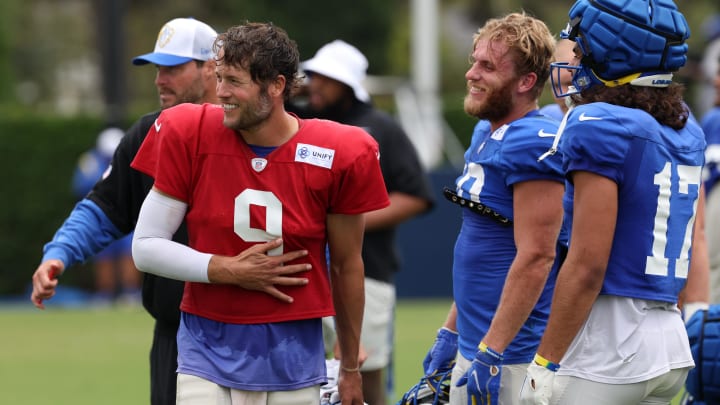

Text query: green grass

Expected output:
[392,299,453,402]
[0,306,153,404]
[0,299,451,404]
[0,300,686,404]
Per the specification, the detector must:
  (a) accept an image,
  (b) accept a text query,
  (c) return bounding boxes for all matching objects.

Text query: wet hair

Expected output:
[571,83,689,129]
[213,22,300,101]
[473,12,556,99]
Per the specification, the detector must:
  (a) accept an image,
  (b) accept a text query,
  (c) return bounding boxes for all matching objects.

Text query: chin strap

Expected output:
[538,106,573,162]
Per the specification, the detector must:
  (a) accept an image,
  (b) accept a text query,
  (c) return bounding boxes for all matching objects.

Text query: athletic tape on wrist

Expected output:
[533,353,560,372]
[478,341,502,358]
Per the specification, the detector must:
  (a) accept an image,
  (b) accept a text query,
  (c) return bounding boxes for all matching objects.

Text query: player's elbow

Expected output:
[131,234,154,273]
[564,260,606,292]
[521,246,558,275]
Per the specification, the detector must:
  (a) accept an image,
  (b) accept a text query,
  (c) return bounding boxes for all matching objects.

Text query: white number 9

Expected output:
[234,189,283,256]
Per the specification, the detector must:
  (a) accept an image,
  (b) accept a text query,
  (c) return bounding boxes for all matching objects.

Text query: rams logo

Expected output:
[156,25,175,49]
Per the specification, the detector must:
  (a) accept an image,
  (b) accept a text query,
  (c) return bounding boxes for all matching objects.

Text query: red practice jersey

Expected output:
[132,103,389,324]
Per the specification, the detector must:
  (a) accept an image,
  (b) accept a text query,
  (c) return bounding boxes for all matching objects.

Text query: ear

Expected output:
[269,75,287,98]
[517,72,538,93]
[201,60,216,79]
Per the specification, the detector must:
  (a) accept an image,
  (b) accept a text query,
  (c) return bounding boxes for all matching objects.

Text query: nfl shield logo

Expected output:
[251,158,267,172]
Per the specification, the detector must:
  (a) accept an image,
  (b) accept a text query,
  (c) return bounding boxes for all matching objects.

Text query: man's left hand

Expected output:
[519,362,556,405]
[456,343,503,405]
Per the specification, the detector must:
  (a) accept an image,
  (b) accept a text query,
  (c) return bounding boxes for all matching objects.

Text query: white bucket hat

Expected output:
[132,18,217,66]
[301,40,370,102]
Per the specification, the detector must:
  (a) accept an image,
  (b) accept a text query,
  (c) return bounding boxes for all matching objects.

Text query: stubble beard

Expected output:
[172,72,207,107]
[223,91,273,132]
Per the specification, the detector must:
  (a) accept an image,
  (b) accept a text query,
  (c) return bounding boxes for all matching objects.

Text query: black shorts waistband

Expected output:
[443,187,512,226]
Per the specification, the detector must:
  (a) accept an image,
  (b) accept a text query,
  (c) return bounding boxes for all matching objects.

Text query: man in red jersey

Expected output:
[131,22,389,405]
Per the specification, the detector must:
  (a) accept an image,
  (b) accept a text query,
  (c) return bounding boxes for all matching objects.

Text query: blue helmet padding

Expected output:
[686,306,720,402]
[565,0,689,81]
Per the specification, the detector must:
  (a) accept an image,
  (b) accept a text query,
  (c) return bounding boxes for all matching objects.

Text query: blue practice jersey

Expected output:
[561,102,706,303]
[452,112,564,364]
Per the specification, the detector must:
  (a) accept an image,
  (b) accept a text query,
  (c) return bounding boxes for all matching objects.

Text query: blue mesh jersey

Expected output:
[561,102,706,303]
[702,107,720,193]
[452,111,564,364]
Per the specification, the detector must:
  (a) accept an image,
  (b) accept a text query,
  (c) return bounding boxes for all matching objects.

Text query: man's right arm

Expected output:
[32,199,123,309]
[42,199,124,269]
[31,116,156,309]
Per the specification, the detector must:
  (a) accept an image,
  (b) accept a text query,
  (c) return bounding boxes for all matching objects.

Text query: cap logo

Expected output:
[156,25,175,49]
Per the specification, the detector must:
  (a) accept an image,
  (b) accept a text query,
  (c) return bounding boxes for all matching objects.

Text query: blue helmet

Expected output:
[397,363,454,405]
[551,0,690,96]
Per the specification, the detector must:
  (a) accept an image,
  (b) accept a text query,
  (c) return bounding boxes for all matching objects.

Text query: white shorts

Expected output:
[448,354,528,405]
[550,368,689,405]
[559,296,693,383]
[176,373,320,405]
[322,277,396,371]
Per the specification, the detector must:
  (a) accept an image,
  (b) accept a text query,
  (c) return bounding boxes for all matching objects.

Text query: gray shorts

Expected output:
[322,277,396,371]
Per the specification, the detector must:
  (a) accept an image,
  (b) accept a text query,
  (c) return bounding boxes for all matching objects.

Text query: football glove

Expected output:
[423,327,458,376]
[456,342,502,405]
[519,357,558,405]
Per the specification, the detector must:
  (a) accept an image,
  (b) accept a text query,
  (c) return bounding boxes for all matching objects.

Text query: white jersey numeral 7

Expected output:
[646,162,701,278]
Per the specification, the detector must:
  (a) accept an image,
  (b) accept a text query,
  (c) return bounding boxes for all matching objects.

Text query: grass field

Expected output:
[0,305,153,404]
[0,299,452,405]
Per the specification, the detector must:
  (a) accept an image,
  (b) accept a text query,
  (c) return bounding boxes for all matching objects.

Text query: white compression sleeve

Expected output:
[132,189,211,282]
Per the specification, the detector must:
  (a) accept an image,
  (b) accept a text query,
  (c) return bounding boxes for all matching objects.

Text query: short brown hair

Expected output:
[214,22,300,101]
